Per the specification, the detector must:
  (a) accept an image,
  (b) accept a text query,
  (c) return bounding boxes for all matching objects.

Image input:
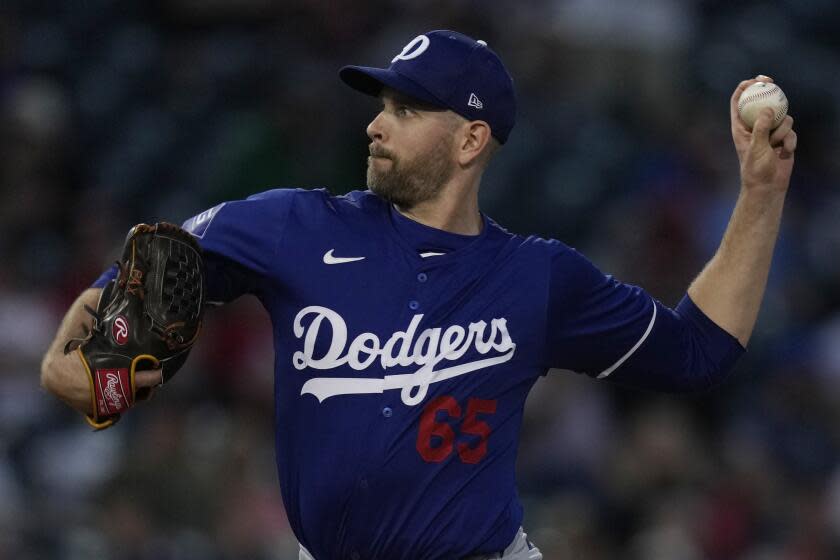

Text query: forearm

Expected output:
[40,288,102,414]
[687,187,786,347]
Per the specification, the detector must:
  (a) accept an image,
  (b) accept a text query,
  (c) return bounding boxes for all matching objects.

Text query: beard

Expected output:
[367,137,455,209]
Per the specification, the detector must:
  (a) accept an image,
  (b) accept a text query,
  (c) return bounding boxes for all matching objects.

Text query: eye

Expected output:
[395,105,412,117]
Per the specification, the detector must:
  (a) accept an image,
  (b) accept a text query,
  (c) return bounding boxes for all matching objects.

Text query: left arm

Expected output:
[687,76,797,347]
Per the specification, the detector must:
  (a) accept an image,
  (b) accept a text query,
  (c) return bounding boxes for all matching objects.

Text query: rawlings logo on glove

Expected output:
[65,222,205,429]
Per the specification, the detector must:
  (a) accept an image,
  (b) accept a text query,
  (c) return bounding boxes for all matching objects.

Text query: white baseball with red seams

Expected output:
[738,81,788,130]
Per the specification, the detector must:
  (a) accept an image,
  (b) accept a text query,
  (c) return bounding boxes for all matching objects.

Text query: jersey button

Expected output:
[351,553,361,560]
[408,300,420,310]
[417,272,428,282]
[382,406,393,418]
[359,478,368,489]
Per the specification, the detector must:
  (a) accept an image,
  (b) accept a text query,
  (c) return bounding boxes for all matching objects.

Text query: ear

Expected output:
[456,120,492,167]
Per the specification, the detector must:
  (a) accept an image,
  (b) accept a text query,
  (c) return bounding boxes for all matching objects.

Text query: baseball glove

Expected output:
[65,222,205,430]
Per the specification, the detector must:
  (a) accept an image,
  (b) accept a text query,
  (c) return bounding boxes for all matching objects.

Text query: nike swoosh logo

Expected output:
[323,249,366,264]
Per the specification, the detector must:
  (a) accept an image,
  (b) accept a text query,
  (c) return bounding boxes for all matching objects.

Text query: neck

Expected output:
[394,176,483,235]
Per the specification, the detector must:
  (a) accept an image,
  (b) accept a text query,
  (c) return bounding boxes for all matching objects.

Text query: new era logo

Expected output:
[467,93,483,109]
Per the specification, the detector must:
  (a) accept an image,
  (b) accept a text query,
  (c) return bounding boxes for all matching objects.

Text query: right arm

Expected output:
[40,288,161,415]
[544,245,745,393]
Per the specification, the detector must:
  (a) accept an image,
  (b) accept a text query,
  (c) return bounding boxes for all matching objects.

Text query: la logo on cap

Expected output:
[340,29,517,143]
[392,35,430,63]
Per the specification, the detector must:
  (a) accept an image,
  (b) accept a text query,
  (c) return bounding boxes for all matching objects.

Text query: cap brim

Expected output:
[339,65,447,109]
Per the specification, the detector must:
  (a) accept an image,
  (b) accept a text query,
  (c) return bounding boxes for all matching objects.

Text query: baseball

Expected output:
[738,81,788,130]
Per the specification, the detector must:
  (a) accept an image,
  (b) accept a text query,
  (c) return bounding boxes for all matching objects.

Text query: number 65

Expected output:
[416,396,497,464]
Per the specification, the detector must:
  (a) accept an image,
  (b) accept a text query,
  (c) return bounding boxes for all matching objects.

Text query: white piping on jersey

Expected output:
[596,303,657,379]
[419,251,446,258]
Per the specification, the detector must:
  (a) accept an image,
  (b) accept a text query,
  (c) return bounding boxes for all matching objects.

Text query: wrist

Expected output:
[41,350,96,415]
[739,180,789,201]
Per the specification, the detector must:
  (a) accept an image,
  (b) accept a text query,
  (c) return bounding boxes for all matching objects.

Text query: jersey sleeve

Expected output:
[89,254,245,303]
[544,245,745,392]
[89,189,297,301]
[181,189,296,303]
[91,263,118,289]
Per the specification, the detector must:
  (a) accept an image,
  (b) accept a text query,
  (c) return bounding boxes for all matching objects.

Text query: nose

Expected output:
[366,111,386,142]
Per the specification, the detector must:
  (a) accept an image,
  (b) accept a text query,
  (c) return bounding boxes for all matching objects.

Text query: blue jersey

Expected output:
[95,188,743,559]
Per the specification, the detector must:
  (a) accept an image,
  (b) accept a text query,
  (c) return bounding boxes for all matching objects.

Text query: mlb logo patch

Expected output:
[183,202,225,238]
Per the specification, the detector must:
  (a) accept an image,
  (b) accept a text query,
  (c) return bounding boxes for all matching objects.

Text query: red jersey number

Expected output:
[416,396,497,464]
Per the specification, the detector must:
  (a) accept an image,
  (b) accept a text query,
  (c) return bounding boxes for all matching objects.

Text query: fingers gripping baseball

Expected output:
[781,130,798,159]
[744,112,795,190]
[732,77,796,192]
[750,107,775,146]
[730,75,786,161]
[770,115,794,146]
[731,78,767,162]
[766,113,797,160]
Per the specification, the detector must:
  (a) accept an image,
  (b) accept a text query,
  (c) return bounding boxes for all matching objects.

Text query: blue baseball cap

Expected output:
[340,30,516,144]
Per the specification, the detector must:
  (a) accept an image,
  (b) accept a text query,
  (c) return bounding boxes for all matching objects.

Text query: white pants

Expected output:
[298,526,542,560]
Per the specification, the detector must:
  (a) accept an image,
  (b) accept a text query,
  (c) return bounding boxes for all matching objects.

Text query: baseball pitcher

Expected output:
[41,30,797,559]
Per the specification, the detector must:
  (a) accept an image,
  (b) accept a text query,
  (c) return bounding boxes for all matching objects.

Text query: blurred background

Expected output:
[2,0,840,558]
